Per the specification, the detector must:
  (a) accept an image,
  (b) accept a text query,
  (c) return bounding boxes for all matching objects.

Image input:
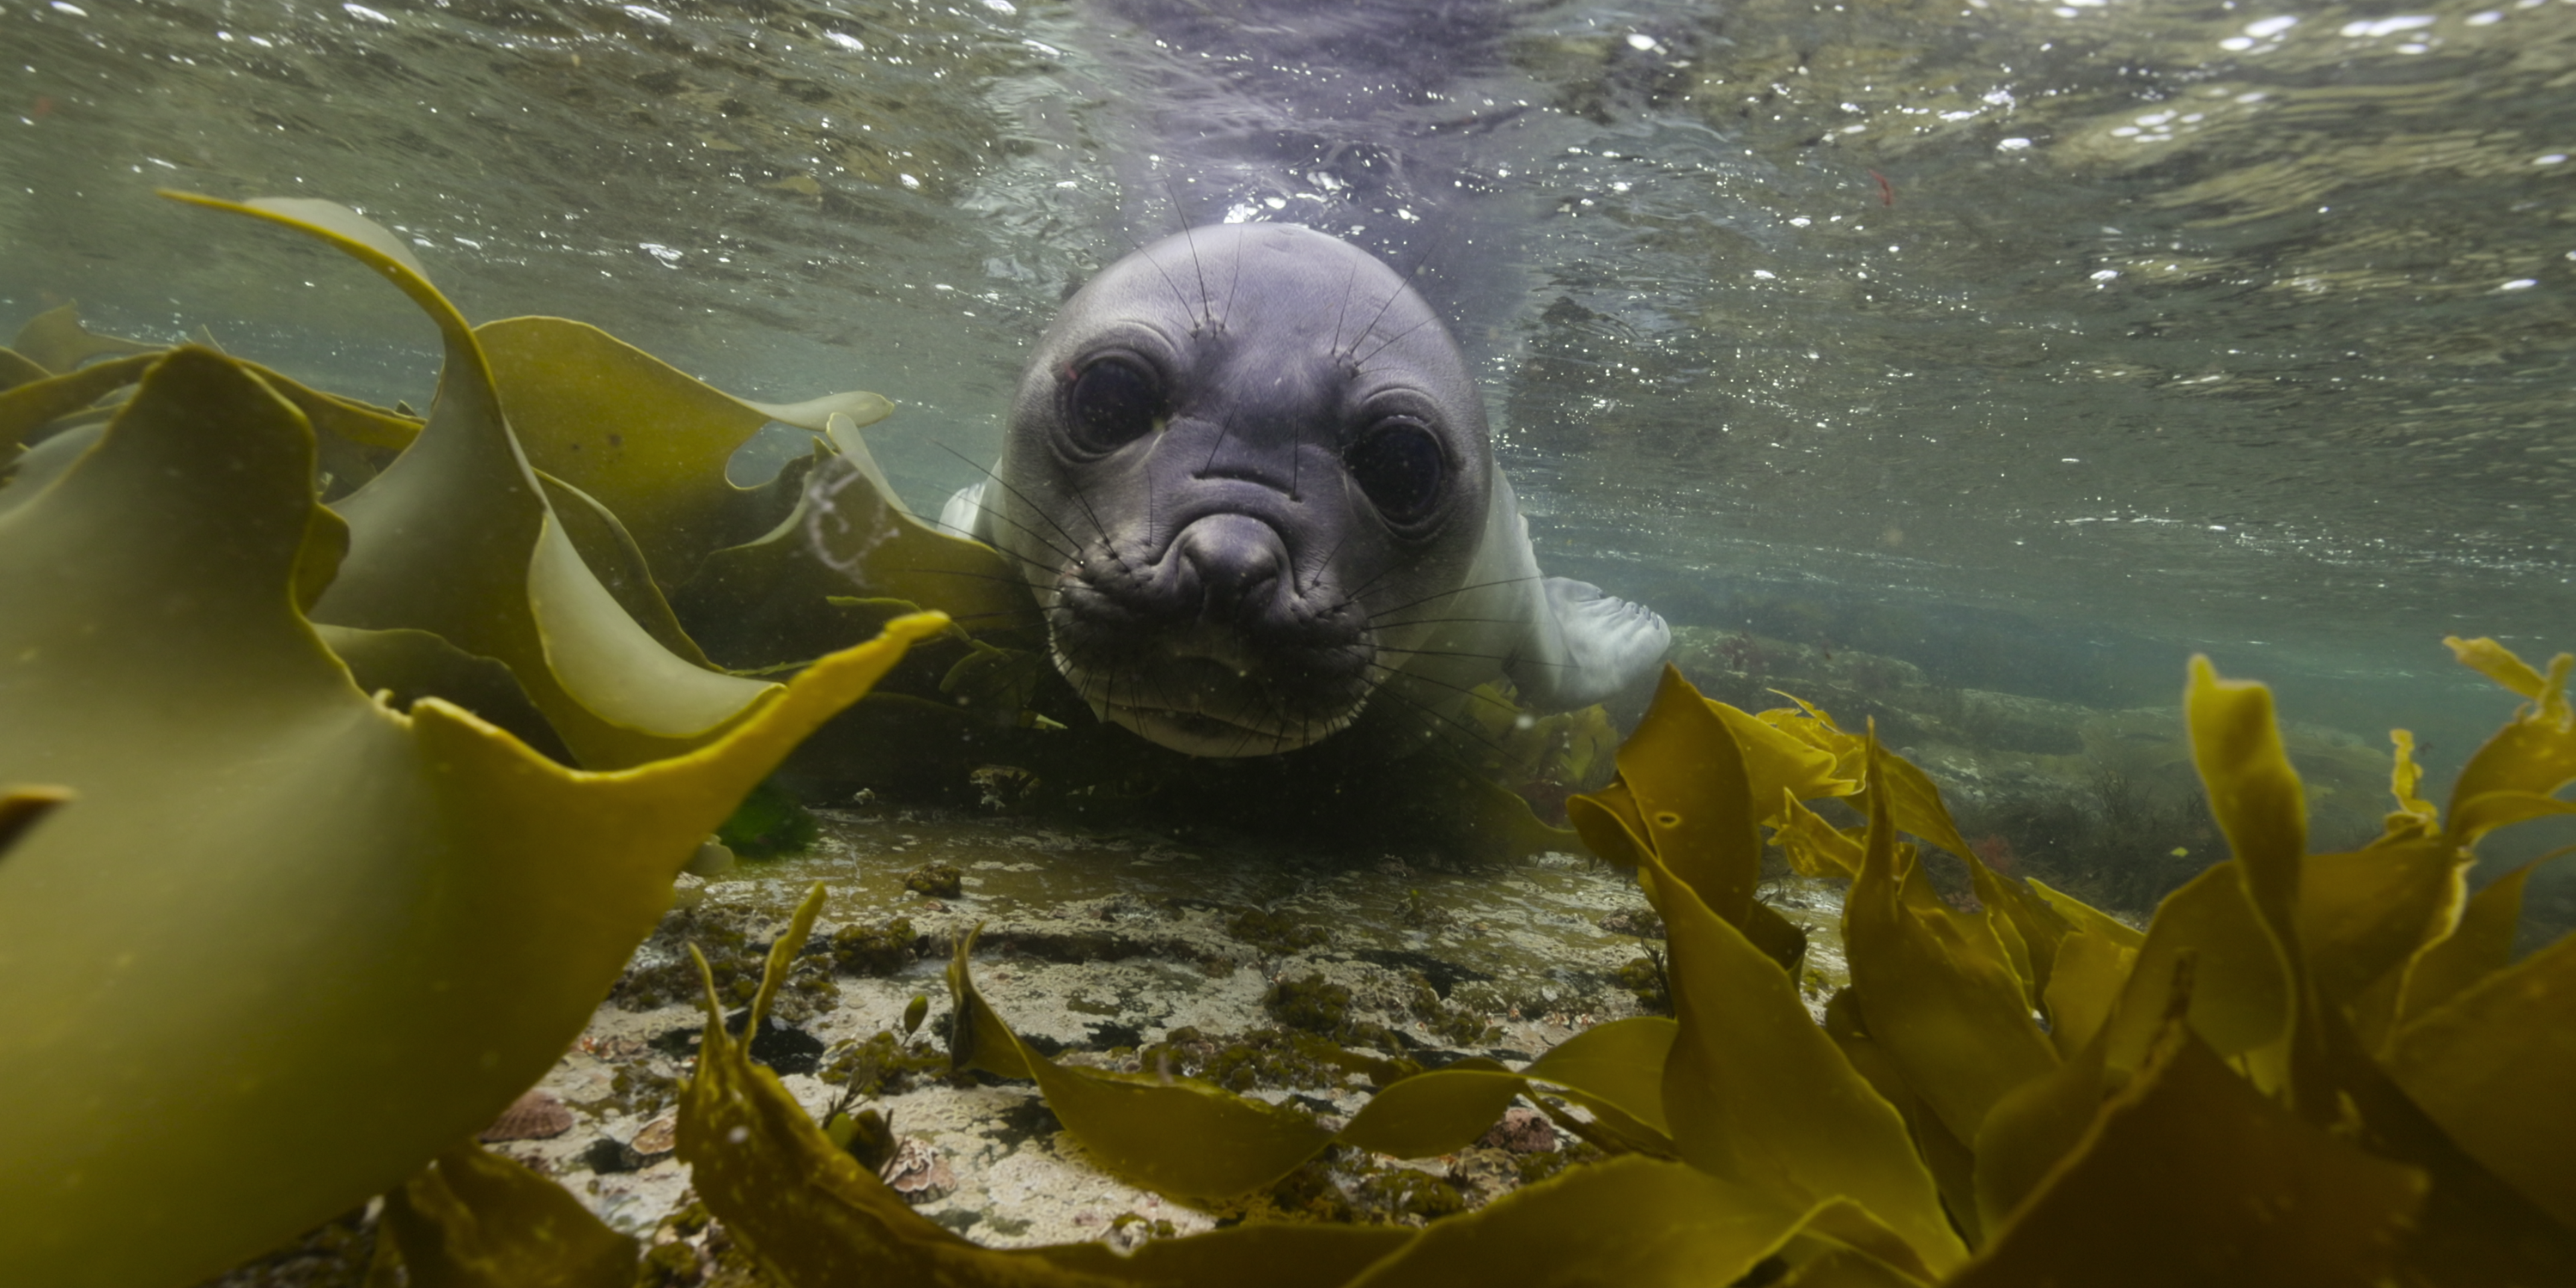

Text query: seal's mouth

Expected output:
[1042,512,1377,757]
[1052,649,1367,758]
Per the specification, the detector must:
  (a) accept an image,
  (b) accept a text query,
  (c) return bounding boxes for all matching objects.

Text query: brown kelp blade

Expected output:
[1950,1018,2425,1288]
[163,191,780,769]
[9,301,161,374]
[0,345,945,1287]
[479,315,890,586]
[378,1144,638,1288]
[680,884,1413,1288]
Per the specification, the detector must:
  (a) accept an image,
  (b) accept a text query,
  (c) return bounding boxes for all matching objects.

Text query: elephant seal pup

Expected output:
[943,222,1668,758]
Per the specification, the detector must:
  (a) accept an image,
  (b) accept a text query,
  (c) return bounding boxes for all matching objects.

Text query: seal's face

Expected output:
[990,223,1495,756]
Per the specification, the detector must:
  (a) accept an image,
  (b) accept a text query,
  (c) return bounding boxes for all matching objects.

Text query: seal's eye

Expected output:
[1345,416,1447,526]
[1065,355,1163,453]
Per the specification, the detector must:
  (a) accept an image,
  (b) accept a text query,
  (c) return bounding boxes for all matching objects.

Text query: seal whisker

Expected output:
[963,501,1084,570]
[1350,313,1442,371]
[1198,404,1244,477]
[1354,662,1511,755]
[935,606,1049,627]
[1326,256,1364,361]
[1115,224,1206,334]
[1366,614,1542,631]
[933,440,1090,561]
[1296,527,1356,600]
[1370,642,1579,670]
[1177,218,1215,333]
[883,564,1051,590]
[1064,475,1113,548]
[1342,572,1547,622]
[1159,173,1216,331]
[1341,221,1451,365]
[1221,234,1244,332]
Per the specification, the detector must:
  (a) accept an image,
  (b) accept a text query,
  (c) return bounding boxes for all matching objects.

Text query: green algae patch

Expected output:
[905,860,968,897]
[0,345,947,1287]
[719,778,823,855]
[829,914,923,975]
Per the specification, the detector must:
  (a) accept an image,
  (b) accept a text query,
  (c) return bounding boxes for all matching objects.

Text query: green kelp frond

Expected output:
[674,432,1036,672]
[161,191,788,769]
[678,883,1415,1287]
[376,1142,639,1288]
[696,886,1931,1286]
[7,301,160,374]
[0,783,71,854]
[850,641,2574,1286]
[0,345,949,1287]
[477,316,892,588]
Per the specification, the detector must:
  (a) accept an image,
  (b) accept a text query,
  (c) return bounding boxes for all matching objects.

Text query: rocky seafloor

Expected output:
[203,629,2457,1285]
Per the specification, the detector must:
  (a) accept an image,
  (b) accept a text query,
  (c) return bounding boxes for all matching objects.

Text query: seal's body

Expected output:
[945,222,1668,757]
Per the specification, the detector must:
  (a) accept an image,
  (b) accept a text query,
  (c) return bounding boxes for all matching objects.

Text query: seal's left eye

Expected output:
[1066,355,1163,453]
[1345,417,1447,526]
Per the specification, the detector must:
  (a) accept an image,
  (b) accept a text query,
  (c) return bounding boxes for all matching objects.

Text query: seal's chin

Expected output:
[1054,653,1365,758]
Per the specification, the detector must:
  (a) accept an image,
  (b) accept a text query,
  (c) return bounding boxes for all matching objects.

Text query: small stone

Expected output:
[1477,1106,1558,1154]
[580,1137,640,1175]
[1105,1210,1176,1251]
[903,862,964,898]
[685,837,737,878]
[1598,908,1665,939]
[578,1035,647,1061]
[479,1089,574,1142]
[1445,1146,1521,1206]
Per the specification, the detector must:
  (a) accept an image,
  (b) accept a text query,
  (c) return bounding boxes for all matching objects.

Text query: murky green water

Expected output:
[5,0,2569,833]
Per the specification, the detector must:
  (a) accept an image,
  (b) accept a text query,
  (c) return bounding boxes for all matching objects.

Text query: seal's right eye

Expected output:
[1065,355,1163,453]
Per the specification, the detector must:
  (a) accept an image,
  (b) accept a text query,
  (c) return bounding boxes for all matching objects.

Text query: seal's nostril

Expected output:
[1173,515,1287,618]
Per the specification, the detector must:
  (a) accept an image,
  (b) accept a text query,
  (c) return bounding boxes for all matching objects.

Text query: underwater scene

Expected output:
[3,0,2574,1285]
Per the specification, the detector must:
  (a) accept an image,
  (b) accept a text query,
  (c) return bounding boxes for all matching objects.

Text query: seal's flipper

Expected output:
[1510,577,1671,712]
[938,480,990,543]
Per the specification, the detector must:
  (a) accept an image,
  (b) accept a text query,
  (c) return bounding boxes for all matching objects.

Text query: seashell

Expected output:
[479,1089,574,1142]
[578,1035,647,1061]
[628,1114,679,1157]
[1476,1106,1559,1154]
[881,1138,954,1201]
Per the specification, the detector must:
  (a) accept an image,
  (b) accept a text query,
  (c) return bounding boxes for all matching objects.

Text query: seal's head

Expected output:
[985,223,1493,757]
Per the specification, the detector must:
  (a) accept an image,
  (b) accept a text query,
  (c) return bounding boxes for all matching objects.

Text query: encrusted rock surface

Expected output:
[486,803,1811,1253]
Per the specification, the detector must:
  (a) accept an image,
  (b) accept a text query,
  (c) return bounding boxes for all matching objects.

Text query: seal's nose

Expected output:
[1170,514,1287,624]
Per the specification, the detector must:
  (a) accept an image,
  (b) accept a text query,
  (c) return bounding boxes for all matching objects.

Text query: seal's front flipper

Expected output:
[937,480,990,543]
[1511,577,1671,713]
